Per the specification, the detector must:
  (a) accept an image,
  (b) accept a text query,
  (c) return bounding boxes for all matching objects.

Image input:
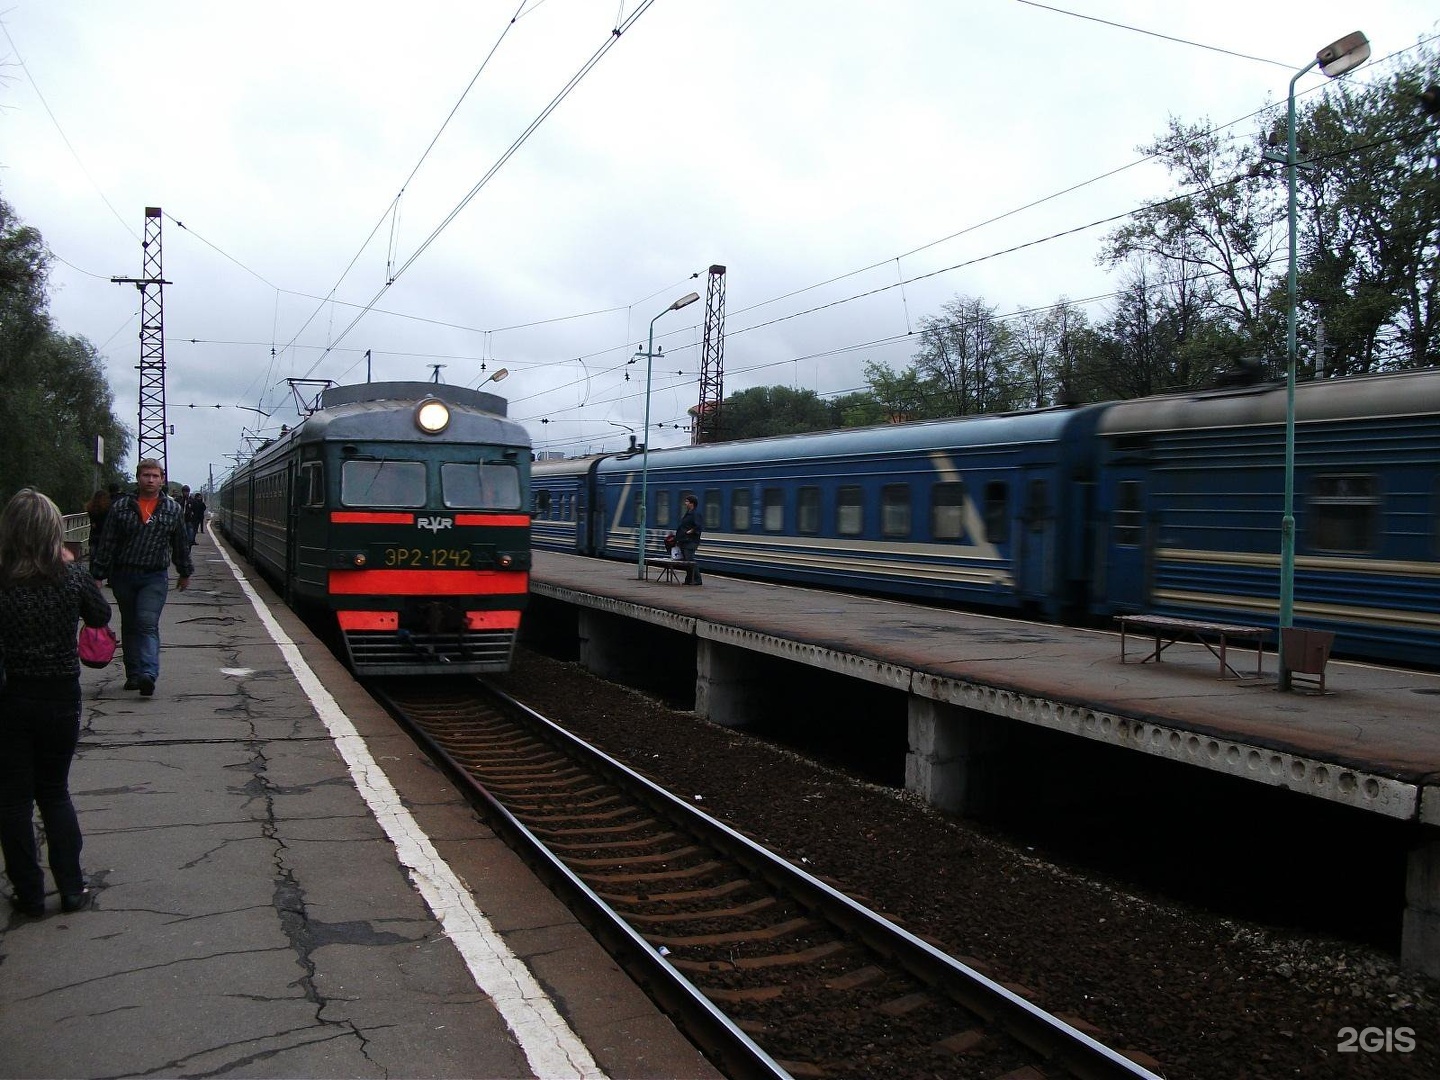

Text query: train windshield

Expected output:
[341,460,426,507]
[441,462,523,510]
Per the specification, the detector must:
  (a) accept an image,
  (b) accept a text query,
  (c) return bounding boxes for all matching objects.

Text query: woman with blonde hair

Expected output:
[0,488,111,916]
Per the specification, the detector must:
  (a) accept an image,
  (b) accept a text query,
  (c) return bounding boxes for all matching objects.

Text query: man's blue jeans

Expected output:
[109,571,169,682]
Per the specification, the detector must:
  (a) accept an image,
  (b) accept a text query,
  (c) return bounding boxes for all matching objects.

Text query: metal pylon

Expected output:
[112,207,171,471]
[693,264,726,444]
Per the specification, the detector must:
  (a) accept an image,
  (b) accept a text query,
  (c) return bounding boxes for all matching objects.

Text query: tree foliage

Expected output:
[710,49,1439,439]
[0,192,129,511]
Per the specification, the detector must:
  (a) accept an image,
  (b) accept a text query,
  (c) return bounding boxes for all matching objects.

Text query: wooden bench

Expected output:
[650,559,696,584]
[1117,614,1270,681]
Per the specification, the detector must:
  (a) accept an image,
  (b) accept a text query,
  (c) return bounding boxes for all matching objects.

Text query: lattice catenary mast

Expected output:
[692,264,726,444]
[111,207,171,471]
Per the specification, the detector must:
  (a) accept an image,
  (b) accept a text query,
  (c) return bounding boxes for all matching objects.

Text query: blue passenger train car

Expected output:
[1091,369,1440,666]
[529,369,1440,668]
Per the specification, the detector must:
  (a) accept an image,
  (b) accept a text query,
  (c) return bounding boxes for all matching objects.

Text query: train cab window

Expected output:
[534,490,552,517]
[732,488,751,532]
[983,481,1009,544]
[703,490,721,530]
[797,487,821,535]
[442,462,523,510]
[341,460,426,508]
[1113,480,1143,547]
[298,463,323,507]
[1308,474,1380,553]
[837,486,863,536]
[882,484,911,539]
[763,488,785,532]
[931,482,968,542]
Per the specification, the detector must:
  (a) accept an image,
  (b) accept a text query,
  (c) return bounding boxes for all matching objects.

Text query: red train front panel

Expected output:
[324,510,530,675]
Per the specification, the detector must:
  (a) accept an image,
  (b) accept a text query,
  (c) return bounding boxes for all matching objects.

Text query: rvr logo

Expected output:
[416,516,454,534]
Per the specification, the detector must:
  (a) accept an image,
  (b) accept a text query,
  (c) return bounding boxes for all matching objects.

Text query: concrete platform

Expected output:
[0,533,719,1080]
[527,550,1440,974]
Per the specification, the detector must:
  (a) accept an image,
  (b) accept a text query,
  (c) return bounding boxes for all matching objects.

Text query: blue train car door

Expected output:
[1104,468,1151,612]
[1016,471,1056,616]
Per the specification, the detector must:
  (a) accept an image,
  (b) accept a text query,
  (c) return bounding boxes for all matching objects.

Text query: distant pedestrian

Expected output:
[677,494,703,585]
[90,459,193,697]
[0,488,112,917]
[84,489,111,558]
[184,487,206,546]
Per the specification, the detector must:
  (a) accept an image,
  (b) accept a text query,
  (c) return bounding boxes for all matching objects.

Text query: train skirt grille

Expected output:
[342,628,518,675]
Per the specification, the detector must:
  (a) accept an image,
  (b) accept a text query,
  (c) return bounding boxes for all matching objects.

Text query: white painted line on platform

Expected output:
[213,542,606,1080]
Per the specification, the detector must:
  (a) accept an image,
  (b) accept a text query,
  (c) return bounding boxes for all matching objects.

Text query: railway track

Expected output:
[372,676,1163,1080]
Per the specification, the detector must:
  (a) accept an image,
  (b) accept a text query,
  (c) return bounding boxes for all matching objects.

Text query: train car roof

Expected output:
[595,404,1098,473]
[1097,368,1440,434]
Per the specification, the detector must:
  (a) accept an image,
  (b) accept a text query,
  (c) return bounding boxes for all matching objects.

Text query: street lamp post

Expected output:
[1275,31,1369,690]
[478,366,509,389]
[637,291,701,580]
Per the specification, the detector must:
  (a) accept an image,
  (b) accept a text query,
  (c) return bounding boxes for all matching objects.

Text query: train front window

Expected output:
[443,462,523,510]
[341,460,426,507]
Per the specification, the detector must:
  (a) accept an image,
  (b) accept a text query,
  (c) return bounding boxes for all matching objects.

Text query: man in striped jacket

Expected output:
[90,459,193,697]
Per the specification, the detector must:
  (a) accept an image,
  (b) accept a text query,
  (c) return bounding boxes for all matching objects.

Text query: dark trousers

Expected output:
[0,686,84,904]
[679,540,702,583]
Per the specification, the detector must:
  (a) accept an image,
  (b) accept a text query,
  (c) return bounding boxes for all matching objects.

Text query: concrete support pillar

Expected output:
[1401,838,1440,978]
[577,610,645,684]
[905,697,1002,816]
[695,639,768,728]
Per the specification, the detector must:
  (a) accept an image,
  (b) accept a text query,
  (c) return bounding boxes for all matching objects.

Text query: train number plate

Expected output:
[381,547,473,568]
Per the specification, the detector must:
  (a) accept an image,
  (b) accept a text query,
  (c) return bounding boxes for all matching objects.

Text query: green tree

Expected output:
[1101,117,1282,370]
[0,192,129,510]
[1282,46,1440,373]
[715,385,835,441]
[912,296,1017,415]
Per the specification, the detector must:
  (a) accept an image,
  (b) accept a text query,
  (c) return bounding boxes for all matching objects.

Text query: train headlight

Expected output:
[353,553,367,567]
[415,398,450,435]
[497,553,514,568]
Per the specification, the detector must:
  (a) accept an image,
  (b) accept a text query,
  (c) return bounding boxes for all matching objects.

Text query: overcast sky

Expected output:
[3,1,1436,488]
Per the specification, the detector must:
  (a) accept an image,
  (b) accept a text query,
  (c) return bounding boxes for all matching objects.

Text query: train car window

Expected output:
[535,490,552,517]
[882,484,911,539]
[704,490,721,530]
[763,488,785,532]
[731,488,751,531]
[341,460,426,508]
[837,486,864,536]
[1113,480,1143,546]
[1308,474,1380,553]
[984,481,1010,544]
[442,462,523,510]
[931,483,968,541]
[798,487,821,535]
[656,490,673,528]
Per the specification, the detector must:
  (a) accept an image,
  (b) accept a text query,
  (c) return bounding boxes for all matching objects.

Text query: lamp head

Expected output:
[670,292,700,311]
[1317,31,1369,78]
